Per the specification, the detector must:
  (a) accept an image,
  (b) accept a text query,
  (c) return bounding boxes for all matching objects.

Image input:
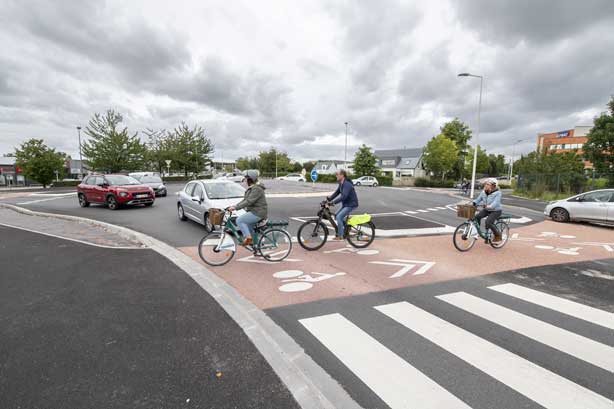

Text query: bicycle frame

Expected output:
[465,215,510,240]
[316,204,353,238]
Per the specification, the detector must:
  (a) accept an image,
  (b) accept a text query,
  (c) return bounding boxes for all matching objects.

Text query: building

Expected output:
[312,160,352,175]
[537,126,591,155]
[0,156,25,186]
[64,157,90,179]
[374,148,426,179]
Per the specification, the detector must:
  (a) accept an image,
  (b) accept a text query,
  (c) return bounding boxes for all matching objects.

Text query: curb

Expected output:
[0,203,361,409]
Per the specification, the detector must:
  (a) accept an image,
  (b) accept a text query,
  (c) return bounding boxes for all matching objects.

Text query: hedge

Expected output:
[51,180,81,187]
[162,175,212,182]
[414,177,455,188]
[313,174,392,186]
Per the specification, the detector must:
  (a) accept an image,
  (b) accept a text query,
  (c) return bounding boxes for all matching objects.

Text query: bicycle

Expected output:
[198,208,292,266]
[297,201,376,251]
[453,204,511,252]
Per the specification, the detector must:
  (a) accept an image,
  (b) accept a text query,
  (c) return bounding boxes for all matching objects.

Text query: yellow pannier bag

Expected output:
[347,213,371,226]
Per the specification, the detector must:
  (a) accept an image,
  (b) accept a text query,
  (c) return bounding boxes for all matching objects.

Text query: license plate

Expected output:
[136,194,149,198]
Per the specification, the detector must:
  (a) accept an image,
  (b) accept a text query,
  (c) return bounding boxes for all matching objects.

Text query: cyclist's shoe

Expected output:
[242,237,254,246]
[332,236,344,241]
[493,233,503,243]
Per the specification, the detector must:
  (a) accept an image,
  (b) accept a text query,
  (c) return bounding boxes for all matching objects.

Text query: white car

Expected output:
[277,173,306,182]
[215,172,244,183]
[544,189,614,225]
[353,176,379,187]
[177,180,246,231]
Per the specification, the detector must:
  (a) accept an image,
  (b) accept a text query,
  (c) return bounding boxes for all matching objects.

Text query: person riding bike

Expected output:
[228,170,267,247]
[472,178,502,243]
[326,169,359,240]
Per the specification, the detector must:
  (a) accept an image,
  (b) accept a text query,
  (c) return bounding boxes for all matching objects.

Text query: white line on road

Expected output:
[28,192,77,197]
[427,208,440,211]
[17,195,76,205]
[299,313,471,409]
[417,209,429,213]
[489,283,614,330]
[437,292,614,372]
[376,301,613,409]
[404,210,418,214]
[436,206,447,210]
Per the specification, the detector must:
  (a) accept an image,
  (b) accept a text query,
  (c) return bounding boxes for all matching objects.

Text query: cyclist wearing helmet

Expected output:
[472,178,502,242]
[228,170,267,246]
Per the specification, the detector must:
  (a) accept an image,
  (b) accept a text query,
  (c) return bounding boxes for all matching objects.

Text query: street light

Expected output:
[344,122,349,169]
[457,72,483,198]
[76,126,83,179]
[508,138,526,180]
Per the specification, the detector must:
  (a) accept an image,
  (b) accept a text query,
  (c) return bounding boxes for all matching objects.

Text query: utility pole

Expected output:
[344,122,349,169]
[457,73,483,198]
[76,126,83,179]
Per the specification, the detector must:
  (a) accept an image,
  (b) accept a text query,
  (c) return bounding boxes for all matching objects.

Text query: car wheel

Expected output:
[356,182,361,186]
[550,207,570,223]
[177,203,187,221]
[107,195,119,210]
[78,193,90,207]
[373,183,378,187]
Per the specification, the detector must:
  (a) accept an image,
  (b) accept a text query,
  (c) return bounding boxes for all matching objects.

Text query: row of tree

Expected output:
[235,150,315,175]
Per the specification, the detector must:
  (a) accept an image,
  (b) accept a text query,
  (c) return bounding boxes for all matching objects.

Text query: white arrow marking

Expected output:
[369,259,435,278]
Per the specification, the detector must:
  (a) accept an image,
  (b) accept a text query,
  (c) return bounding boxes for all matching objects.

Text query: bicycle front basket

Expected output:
[457,204,476,219]
[209,208,225,225]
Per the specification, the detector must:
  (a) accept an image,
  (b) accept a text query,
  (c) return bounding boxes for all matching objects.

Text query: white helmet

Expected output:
[244,169,259,182]
[484,178,498,187]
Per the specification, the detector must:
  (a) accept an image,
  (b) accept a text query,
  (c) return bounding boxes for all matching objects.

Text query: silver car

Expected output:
[544,189,614,225]
[353,176,379,187]
[177,180,246,231]
[130,173,167,197]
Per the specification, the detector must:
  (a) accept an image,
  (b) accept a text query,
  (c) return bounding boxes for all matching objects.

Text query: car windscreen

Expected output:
[105,175,141,185]
[204,183,245,199]
[141,176,162,183]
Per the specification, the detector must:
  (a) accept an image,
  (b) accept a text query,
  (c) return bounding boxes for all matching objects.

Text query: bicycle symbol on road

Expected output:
[272,270,346,292]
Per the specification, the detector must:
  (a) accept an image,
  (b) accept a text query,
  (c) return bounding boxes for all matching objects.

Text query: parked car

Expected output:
[215,172,244,183]
[129,173,167,197]
[177,179,246,231]
[77,174,155,210]
[544,189,614,225]
[276,173,306,182]
[353,176,379,187]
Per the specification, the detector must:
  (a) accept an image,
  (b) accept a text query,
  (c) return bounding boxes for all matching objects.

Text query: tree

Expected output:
[302,161,315,173]
[440,118,472,179]
[352,144,378,177]
[584,96,614,183]
[488,154,507,176]
[464,145,489,175]
[144,128,169,174]
[14,139,65,188]
[82,110,147,173]
[258,149,291,174]
[169,123,214,176]
[423,135,459,179]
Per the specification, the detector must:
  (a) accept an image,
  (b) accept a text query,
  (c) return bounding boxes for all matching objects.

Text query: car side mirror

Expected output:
[576,196,584,202]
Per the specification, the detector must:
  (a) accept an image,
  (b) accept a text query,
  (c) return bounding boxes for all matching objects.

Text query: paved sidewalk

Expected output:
[0,225,299,409]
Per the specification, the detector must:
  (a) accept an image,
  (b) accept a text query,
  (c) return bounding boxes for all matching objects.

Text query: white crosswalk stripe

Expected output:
[299,313,471,409]
[300,283,613,409]
[488,283,614,330]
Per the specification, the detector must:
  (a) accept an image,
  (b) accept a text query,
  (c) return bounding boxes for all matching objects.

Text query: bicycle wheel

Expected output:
[297,220,328,251]
[346,221,376,248]
[453,222,477,252]
[258,228,293,262]
[490,221,510,249]
[198,231,236,266]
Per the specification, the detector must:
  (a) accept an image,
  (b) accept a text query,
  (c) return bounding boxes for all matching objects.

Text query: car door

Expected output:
[91,176,106,203]
[80,176,93,201]
[181,182,197,219]
[606,190,614,222]
[574,191,611,221]
[190,183,206,222]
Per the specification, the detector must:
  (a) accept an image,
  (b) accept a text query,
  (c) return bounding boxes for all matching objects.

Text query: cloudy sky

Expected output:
[1,0,613,162]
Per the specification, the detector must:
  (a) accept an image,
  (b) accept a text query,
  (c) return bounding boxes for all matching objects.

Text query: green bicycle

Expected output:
[198,208,292,266]
[453,204,511,252]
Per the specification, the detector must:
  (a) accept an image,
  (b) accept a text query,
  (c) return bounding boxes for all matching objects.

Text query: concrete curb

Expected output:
[0,203,361,409]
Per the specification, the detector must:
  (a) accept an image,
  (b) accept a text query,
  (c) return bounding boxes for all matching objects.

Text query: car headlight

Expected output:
[119,191,129,197]
[158,185,165,190]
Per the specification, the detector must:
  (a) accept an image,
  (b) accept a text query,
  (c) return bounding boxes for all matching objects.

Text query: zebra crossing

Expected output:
[298,283,614,409]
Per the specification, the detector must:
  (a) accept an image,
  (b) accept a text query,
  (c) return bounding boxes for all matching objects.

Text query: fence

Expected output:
[516,172,614,199]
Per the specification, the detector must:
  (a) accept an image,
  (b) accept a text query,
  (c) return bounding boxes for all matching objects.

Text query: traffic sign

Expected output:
[310,169,318,182]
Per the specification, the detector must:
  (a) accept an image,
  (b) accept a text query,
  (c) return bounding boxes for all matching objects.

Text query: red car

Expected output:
[77,174,155,210]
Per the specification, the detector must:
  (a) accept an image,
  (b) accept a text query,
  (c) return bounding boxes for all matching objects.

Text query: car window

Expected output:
[204,182,245,199]
[82,176,92,185]
[141,176,162,183]
[105,175,140,185]
[582,191,612,202]
[94,176,105,186]
[184,182,196,196]
[192,183,204,199]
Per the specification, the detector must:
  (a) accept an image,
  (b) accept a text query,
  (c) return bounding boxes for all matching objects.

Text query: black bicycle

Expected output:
[297,201,375,251]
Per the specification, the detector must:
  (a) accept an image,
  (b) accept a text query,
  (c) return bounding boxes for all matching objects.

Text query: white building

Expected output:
[374,148,426,180]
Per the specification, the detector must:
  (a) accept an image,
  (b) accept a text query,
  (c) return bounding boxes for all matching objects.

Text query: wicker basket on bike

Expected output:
[208,208,225,226]
[456,203,476,219]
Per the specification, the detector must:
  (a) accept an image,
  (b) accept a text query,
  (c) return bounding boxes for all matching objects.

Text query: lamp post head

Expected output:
[76,126,81,130]
[457,73,470,77]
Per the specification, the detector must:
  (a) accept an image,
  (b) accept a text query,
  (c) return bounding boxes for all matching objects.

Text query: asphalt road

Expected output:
[1,181,544,247]
[267,258,614,409]
[0,225,299,409]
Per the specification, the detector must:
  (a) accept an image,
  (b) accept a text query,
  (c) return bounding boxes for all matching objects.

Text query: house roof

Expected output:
[313,160,343,168]
[374,148,423,169]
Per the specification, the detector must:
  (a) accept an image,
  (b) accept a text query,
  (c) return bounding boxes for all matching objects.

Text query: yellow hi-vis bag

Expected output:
[347,213,371,226]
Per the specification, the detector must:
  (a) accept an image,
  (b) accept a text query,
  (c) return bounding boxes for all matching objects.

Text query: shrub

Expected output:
[414,177,454,188]
[51,180,81,187]
[163,175,212,182]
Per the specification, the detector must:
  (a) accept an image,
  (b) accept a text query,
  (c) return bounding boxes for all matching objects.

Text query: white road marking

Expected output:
[376,301,613,409]
[404,210,418,214]
[489,283,614,330]
[375,225,455,237]
[436,206,447,210]
[17,195,76,205]
[28,192,76,197]
[427,208,440,211]
[417,209,429,213]
[299,313,471,409]
[572,242,614,252]
[437,292,614,372]
[508,216,532,224]
[369,259,435,278]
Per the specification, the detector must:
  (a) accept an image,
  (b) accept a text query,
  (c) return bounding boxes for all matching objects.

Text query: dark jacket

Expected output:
[328,179,359,208]
[235,183,268,219]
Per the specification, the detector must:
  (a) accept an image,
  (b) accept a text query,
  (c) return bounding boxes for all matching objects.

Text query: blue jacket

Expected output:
[473,189,502,211]
[329,179,359,208]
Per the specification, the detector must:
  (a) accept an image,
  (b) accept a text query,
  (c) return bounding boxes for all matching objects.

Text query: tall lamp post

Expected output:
[76,126,83,179]
[344,122,349,169]
[508,138,525,180]
[457,72,483,198]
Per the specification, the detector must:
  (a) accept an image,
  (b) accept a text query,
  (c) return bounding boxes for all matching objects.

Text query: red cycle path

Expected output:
[179,221,613,309]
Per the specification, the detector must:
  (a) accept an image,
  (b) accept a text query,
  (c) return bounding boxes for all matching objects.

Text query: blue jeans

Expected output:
[237,211,261,238]
[336,206,356,237]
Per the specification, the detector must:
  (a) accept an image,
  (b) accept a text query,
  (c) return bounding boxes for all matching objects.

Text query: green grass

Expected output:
[513,190,572,201]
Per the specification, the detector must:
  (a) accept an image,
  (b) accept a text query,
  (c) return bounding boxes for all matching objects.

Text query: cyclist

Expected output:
[472,178,502,243]
[228,170,267,246]
[326,169,359,240]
